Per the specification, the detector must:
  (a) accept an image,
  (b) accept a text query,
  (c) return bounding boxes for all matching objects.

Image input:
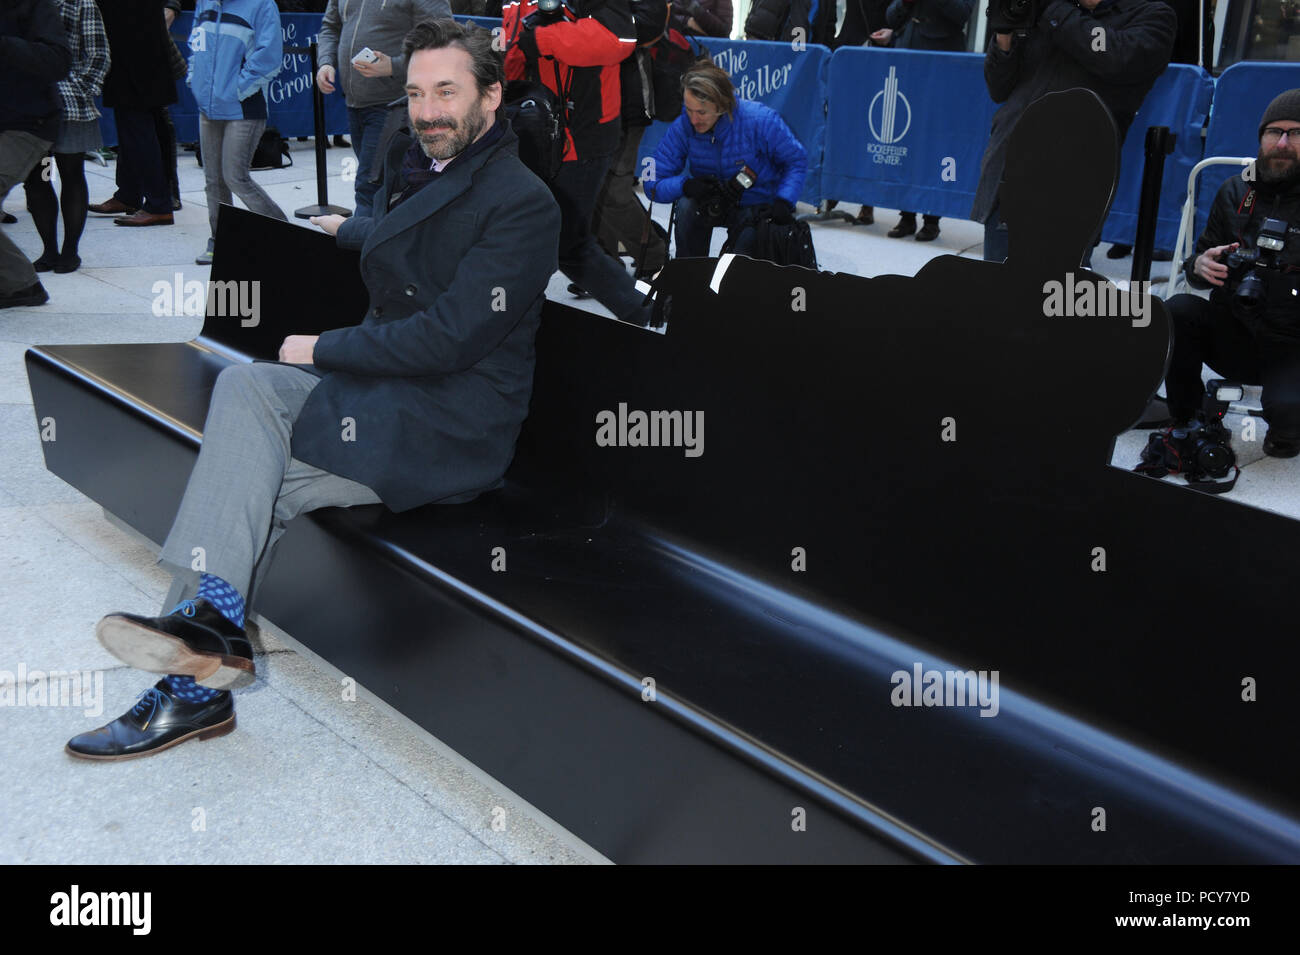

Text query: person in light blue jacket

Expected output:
[642,58,807,258]
[187,0,287,265]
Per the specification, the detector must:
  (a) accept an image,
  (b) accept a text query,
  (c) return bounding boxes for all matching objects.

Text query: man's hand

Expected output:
[353,51,393,78]
[516,23,541,61]
[871,27,894,45]
[1194,242,1239,286]
[279,335,319,364]
[316,64,336,93]
[770,198,795,225]
[310,214,346,236]
[995,32,1013,52]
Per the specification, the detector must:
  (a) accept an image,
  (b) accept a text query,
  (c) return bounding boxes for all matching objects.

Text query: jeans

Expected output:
[347,104,389,217]
[673,196,767,258]
[198,115,287,240]
[0,129,52,293]
[1164,293,1300,438]
[983,201,1009,263]
[985,199,1094,267]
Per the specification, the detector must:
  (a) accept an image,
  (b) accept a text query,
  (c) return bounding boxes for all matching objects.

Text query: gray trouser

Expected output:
[0,130,52,293]
[158,362,381,613]
[198,115,288,240]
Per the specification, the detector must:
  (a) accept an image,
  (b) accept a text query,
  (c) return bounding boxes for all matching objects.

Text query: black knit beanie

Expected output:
[1259,89,1300,138]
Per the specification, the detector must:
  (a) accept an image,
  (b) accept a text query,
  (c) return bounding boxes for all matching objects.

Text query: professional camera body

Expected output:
[986,0,1042,36]
[524,0,569,29]
[1136,380,1242,493]
[702,164,757,224]
[1224,217,1290,314]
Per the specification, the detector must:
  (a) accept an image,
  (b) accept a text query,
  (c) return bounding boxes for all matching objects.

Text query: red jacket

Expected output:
[503,0,637,162]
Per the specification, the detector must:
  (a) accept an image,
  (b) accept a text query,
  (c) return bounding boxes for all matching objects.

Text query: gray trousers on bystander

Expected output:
[198,115,288,241]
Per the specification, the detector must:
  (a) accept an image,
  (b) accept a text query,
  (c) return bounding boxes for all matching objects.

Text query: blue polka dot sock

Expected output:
[163,674,226,703]
[195,572,245,628]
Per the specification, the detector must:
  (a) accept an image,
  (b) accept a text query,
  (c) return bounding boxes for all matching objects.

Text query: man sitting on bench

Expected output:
[66,18,561,760]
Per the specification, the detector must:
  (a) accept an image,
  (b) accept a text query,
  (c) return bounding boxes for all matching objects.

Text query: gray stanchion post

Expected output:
[294,41,352,219]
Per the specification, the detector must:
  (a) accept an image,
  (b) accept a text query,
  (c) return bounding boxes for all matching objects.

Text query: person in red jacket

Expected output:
[504,0,652,326]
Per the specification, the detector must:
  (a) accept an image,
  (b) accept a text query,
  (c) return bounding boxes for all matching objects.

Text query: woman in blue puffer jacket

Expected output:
[643,58,807,257]
[187,0,287,264]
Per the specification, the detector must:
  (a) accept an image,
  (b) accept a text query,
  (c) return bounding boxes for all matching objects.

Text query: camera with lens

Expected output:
[1136,380,1242,492]
[986,0,1042,36]
[524,0,568,29]
[702,164,757,225]
[1224,217,1289,314]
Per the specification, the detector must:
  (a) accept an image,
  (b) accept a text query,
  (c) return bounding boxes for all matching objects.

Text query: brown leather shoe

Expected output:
[114,210,174,227]
[88,197,138,216]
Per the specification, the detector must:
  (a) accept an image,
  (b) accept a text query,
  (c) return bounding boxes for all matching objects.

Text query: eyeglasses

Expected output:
[1262,126,1300,144]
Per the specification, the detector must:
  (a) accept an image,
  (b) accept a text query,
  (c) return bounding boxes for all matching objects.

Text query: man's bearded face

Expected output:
[413,90,490,161]
[1257,123,1300,186]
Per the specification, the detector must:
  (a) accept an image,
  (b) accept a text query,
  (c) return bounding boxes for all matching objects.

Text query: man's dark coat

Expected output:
[97,0,177,109]
[291,123,562,512]
[970,0,1176,224]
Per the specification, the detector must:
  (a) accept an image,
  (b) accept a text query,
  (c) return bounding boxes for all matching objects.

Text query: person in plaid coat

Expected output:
[21,0,110,274]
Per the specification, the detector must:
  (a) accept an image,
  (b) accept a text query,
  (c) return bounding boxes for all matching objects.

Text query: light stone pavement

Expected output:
[0,139,1294,865]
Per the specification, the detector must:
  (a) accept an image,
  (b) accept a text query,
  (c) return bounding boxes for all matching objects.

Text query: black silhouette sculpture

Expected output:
[516,89,1299,857]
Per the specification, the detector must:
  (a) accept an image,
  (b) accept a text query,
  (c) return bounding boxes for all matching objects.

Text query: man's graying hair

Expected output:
[402,18,504,99]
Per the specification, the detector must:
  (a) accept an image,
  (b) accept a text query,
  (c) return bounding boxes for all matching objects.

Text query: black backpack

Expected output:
[505,78,566,181]
[651,29,696,122]
[722,209,818,269]
[250,127,292,170]
[744,0,791,40]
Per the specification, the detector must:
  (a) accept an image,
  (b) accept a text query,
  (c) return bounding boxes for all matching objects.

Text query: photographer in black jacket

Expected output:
[972,0,1176,263]
[1163,91,1300,458]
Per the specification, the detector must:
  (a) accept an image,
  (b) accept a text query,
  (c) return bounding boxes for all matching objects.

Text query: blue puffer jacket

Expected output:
[643,98,808,208]
[187,0,282,121]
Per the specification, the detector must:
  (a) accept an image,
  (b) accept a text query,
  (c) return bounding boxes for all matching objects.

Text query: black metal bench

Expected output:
[26,206,1300,863]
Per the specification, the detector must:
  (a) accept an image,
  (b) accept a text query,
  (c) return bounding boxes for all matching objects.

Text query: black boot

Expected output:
[887,213,917,238]
[915,216,941,241]
[65,680,234,761]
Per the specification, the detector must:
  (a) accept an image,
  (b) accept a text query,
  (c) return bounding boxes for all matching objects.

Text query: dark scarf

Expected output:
[392,118,506,208]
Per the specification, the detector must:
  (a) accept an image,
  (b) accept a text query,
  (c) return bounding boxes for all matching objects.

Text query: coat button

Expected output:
[404,284,417,296]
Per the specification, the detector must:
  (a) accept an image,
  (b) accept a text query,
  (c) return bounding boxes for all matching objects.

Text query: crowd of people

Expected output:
[0,0,1294,754]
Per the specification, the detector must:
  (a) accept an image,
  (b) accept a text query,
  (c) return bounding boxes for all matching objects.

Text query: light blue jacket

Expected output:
[187,0,283,120]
